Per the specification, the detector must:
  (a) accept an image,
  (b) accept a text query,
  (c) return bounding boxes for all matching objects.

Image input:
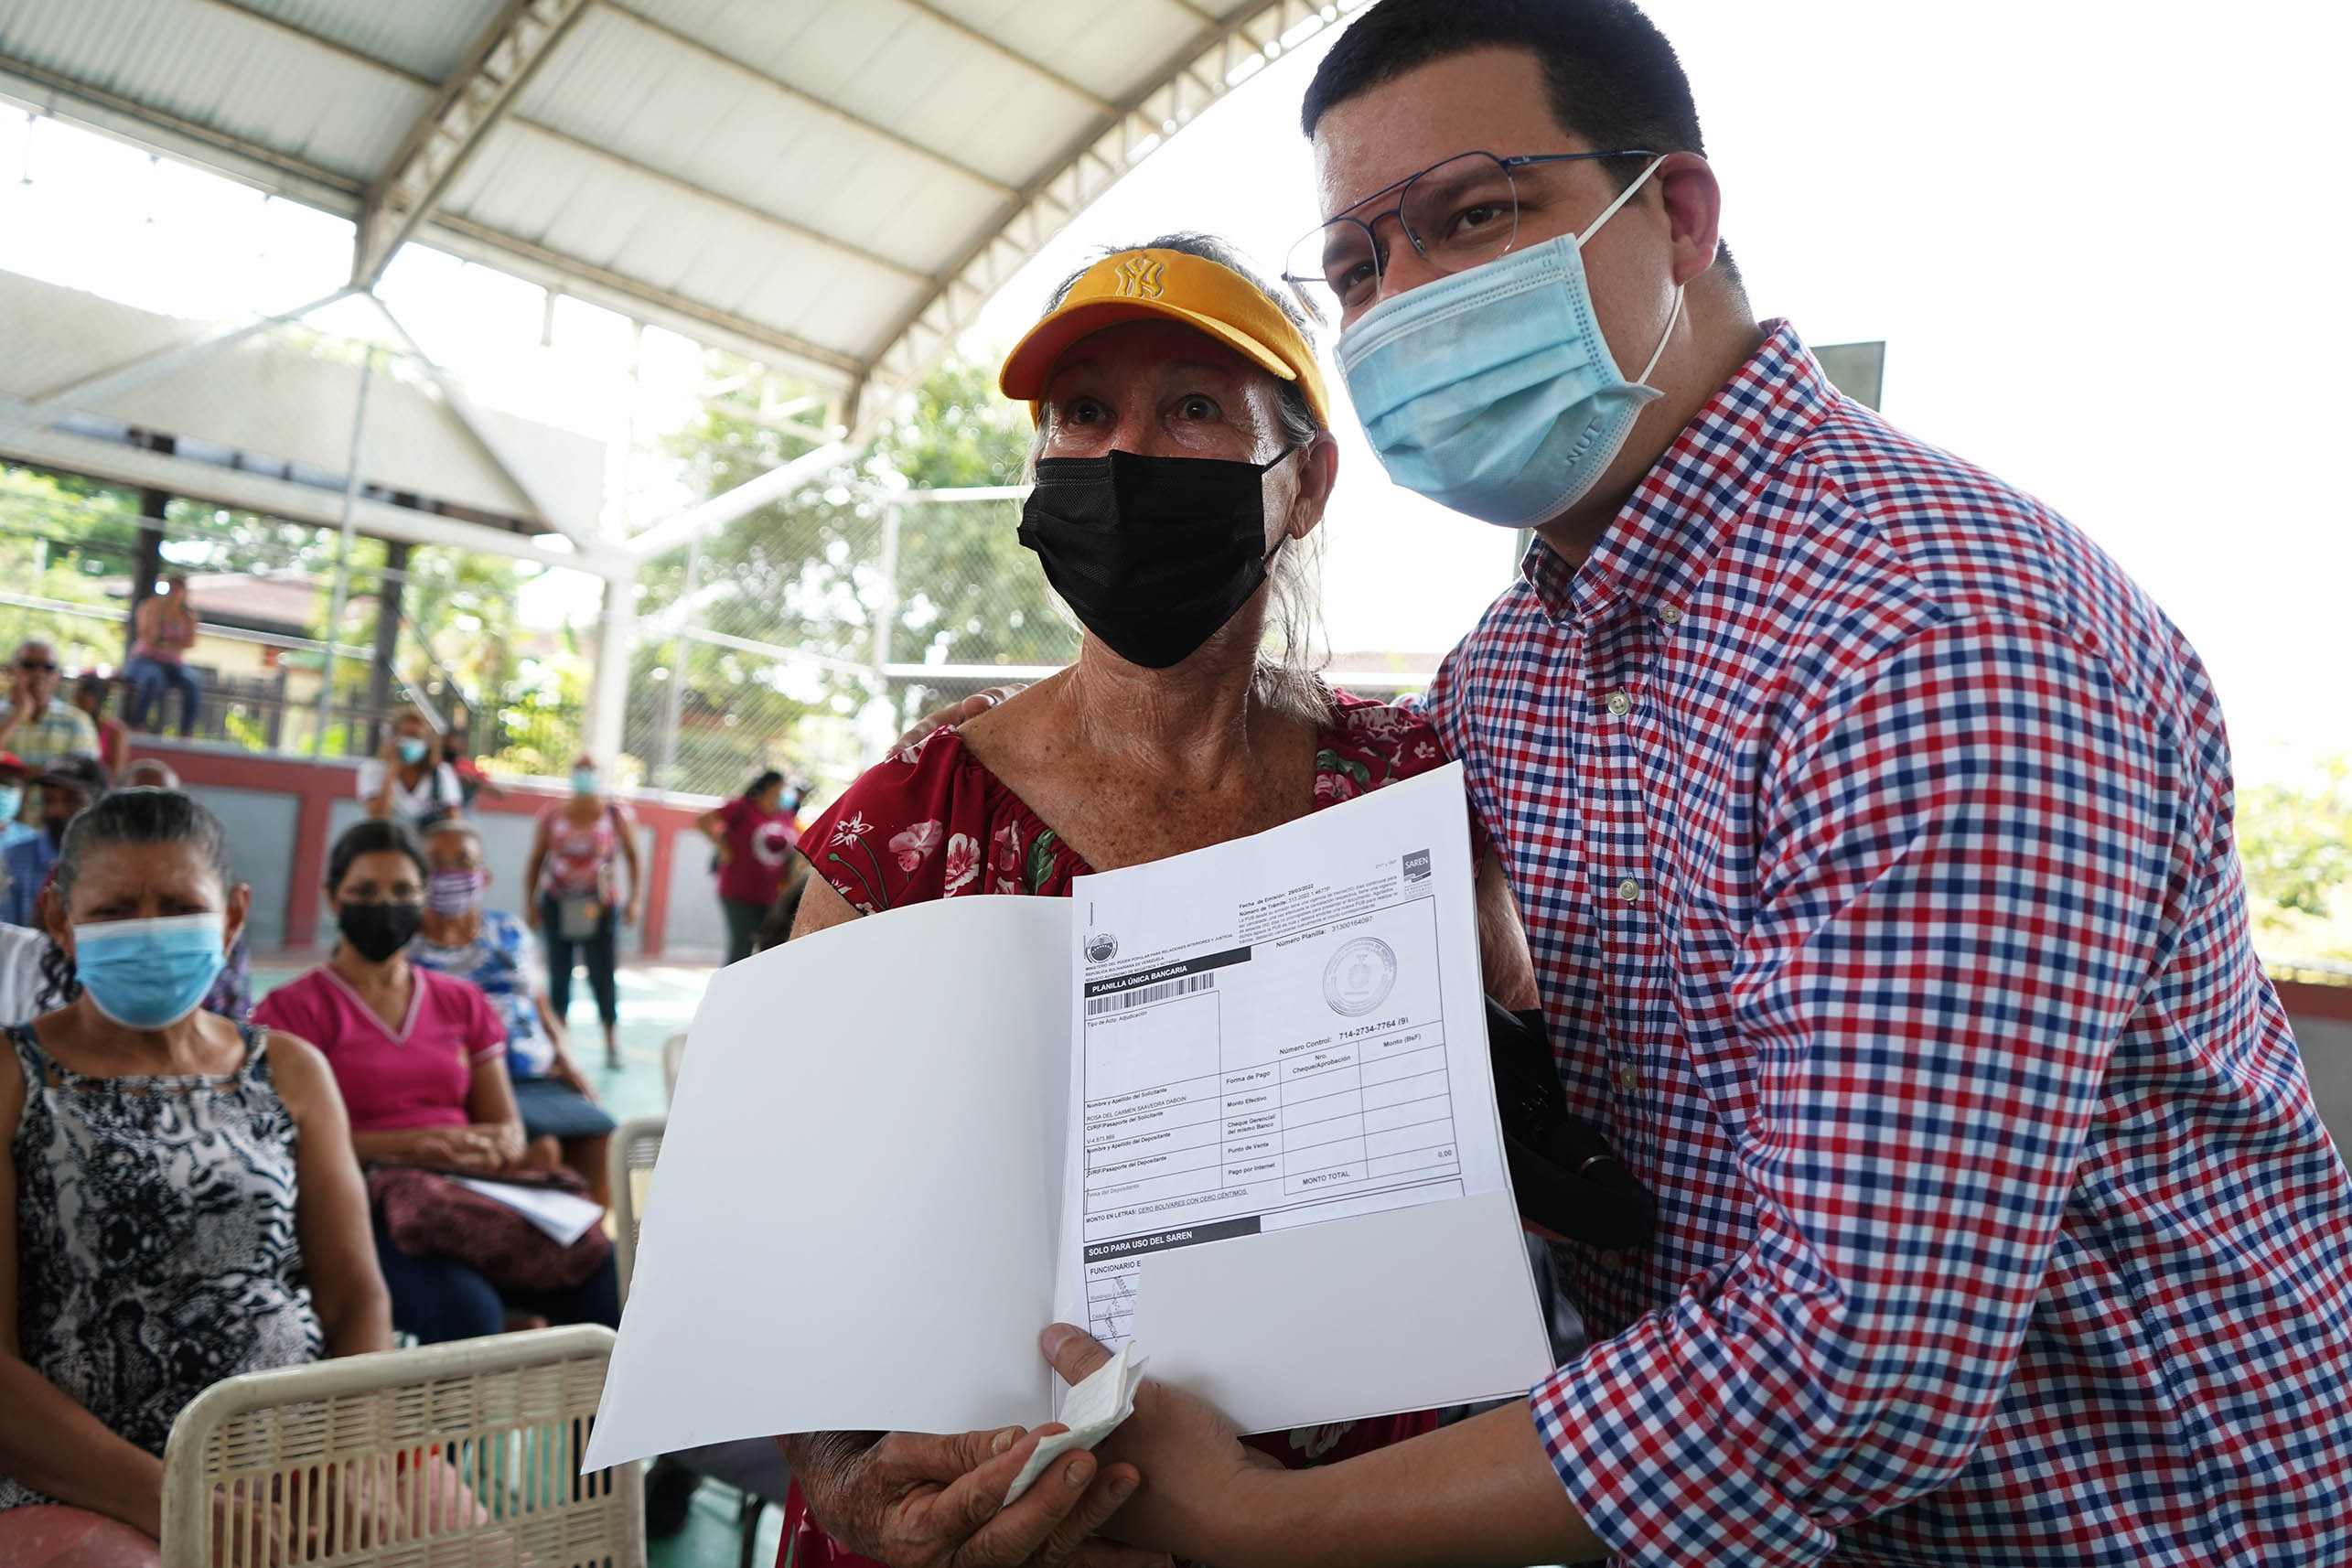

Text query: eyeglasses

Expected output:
[1283,149,1654,313]
[15,659,56,672]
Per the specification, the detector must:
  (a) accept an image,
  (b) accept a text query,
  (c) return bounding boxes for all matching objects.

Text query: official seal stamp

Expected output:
[1323,936,1397,1017]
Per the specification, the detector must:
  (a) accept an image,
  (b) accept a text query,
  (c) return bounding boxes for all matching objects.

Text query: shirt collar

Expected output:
[1519,320,1836,626]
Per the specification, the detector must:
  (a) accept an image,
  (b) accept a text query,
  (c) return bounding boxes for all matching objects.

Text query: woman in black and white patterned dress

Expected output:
[0,789,391,1563]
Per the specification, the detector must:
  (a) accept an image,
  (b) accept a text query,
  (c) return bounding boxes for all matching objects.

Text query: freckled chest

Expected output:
[968,716,1321,875]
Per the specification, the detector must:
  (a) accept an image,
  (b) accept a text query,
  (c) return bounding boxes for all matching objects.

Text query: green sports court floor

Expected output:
[252,955,782,1568]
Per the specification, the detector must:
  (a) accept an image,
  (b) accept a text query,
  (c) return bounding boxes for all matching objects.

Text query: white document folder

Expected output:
[584,766,1552,1470]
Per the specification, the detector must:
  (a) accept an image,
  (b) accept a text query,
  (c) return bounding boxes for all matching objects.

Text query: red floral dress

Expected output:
[781,691,1471,1568]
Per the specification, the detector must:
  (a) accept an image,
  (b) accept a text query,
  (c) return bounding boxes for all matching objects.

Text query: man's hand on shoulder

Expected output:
[894,687,1026,751]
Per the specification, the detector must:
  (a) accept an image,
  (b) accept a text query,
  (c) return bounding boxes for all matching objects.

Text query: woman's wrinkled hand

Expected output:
[787,1425,1168,1568]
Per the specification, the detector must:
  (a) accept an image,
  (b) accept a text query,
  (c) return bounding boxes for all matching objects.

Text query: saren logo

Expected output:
[1085,932,1118,964]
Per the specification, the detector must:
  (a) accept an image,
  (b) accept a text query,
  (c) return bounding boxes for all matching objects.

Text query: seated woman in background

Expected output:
[779,237,1545,1568]
[410,817,616,1206]
[0,788,390,1560]
[253,819,618,1344]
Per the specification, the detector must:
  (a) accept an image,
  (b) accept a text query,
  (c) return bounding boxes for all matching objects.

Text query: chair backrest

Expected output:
[608,1114,666,1305]
[159,1324,641,1568]
[660,1030,687,1101]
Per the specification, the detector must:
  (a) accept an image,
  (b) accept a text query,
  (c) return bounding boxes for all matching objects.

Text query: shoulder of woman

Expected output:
[249,969,320,1031]
[1312,690,1449,800]
[259,1027,337,1114]
[800,729,993,913]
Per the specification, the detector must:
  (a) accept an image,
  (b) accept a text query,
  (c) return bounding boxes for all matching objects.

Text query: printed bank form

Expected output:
[586,761,1550,1469]
[1057,761,1515,1359]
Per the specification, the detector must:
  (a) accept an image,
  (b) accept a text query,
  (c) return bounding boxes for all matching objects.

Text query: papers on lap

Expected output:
[448,1176,606,1246]
[582,764,1550,1471]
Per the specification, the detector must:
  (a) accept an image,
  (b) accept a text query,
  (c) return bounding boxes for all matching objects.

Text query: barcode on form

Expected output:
[1085,972,1215,1017]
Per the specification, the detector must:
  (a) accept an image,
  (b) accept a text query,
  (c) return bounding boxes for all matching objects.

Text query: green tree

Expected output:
[2238,759,2352,961]
[628,351,1073,794]
[0,467,142,668]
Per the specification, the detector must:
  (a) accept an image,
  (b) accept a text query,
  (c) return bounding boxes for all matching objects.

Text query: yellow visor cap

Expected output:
[999,248,1329,429]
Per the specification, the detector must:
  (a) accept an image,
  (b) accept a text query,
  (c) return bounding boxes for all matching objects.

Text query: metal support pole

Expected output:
[585,572,634,771]
[366,537,411,754]
[656,532,700,792]
[313,348,375,757]
[871,499,901,701]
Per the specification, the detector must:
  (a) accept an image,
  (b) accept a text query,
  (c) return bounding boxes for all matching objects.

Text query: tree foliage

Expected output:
[2238,759,2352,961]
[627,351,1073,794]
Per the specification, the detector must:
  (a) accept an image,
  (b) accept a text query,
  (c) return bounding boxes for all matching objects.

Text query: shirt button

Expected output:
[1605,690,1632,717]
[1616,1064,1640,1090]
[1658,605,1681,626]
[1616,876,1641,902]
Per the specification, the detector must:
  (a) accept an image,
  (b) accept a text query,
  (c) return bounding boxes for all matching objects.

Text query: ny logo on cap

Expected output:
[1112,256,1165,299]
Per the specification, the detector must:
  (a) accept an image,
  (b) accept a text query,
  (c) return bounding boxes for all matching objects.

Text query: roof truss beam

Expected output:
[352,0,592,287]
[24,286,358,421]
[850,0,1369,437]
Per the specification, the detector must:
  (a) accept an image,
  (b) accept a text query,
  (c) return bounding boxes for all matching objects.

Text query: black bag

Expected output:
[1486,996,1656,1250]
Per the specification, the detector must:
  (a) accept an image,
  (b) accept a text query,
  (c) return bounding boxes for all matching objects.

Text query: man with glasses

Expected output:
[1028,3,2352,1566]
[0,639,99,823]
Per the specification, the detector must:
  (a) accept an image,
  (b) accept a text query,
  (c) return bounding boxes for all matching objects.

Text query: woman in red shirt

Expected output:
[696,769,803,965]
[775,238,1541,1568]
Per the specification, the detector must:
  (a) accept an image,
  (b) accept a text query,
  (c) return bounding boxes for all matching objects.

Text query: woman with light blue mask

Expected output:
[360,705,465,826]
[0,788,391,1556]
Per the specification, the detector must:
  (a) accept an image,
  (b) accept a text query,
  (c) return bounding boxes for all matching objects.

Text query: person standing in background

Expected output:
[358,708,463,827]
[70,675,127,777]
[523,754,639,1070]
[0,643,97,816]
[122,572,202,738]
[696,768,804,965]
[441,726,505,809]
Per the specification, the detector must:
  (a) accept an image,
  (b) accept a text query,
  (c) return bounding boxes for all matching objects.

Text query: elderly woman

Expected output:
[776,235,1546,1568]
[0,789,391,1560]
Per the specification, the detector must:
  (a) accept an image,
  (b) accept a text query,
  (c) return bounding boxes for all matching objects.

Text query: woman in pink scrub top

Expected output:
[253,819,619,1344]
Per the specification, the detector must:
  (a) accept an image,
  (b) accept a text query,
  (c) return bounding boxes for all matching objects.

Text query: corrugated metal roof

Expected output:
[0,269,600,528]
[0,0,1370,433]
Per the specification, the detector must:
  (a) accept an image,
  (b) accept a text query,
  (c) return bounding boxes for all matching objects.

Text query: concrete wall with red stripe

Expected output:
[123,739,728,961]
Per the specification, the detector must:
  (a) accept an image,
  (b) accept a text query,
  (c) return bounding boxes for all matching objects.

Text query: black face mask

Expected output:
[338,900,422,963]
[1018,448,1294,670]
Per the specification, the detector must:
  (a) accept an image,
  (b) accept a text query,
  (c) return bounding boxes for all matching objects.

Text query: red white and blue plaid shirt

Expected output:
[1422,323,2352,1565]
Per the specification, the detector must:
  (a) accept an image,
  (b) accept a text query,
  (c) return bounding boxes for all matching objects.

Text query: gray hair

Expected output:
[1029,232,1331,722]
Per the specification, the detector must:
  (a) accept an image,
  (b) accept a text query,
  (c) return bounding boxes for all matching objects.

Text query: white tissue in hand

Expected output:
[1002,1341,1147,1506]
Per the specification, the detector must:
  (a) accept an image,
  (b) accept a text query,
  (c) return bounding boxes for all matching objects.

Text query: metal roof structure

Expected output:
[0,0,1364,444]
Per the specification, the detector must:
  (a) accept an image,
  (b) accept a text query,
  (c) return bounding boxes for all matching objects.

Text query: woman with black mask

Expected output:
[252,819,618,1343]
[772,236,1646,1568]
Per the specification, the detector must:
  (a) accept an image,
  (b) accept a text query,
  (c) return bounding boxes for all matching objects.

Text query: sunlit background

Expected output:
[5,0,2350,954]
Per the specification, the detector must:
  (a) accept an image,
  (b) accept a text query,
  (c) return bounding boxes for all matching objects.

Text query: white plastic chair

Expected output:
[159,1324,641,1568]
[605,1113,789,1568]
[608,1115,666,1303]
[660,1031,687,1102]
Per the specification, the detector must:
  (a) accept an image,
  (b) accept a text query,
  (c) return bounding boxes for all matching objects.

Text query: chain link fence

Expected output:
[624,484,1080,802]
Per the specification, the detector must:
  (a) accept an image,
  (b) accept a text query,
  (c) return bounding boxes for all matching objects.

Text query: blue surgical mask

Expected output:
[1337,156,1680,529]
[398,737,430,765]
[0,784,19,820]
[570,768,598,796]
[70,913,227,1030]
